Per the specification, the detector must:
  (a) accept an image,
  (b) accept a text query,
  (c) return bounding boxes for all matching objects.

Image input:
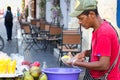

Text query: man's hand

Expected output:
[62,50,89,66]
[74,51,86,59]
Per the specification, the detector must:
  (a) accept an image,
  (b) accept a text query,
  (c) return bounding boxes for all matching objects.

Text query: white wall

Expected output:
[97,0,120,36]
[60,0,70,28]
[46,1,53,23]
[36,0,40,19]
[27,0,32,22]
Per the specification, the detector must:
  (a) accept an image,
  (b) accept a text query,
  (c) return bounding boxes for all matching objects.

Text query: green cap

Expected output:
[69,0,97,17]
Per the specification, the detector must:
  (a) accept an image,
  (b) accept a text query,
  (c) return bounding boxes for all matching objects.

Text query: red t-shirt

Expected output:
[90,21,120,80]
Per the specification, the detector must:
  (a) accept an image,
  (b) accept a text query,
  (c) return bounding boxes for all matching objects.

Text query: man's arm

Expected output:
[73,56,110,70]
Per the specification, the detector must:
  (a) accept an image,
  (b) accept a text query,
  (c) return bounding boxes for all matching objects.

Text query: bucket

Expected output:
[42,68,82,80]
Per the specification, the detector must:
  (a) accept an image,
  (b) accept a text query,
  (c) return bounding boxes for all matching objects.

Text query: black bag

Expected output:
[83,69,107,80]
[83,69,94,80]
[5,11,13,22]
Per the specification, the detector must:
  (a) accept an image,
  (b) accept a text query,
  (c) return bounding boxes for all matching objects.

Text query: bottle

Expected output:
[42,61,47,69]
[8,60,16,74]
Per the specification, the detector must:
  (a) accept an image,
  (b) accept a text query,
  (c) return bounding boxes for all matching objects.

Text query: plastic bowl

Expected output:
[42,68,82,80]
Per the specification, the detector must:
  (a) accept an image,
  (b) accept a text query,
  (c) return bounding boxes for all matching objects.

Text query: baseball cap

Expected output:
[69,0,97,17]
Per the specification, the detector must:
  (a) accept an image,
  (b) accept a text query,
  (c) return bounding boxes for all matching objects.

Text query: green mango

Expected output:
[39,73,47,80]
[24,71,30,76]
[24,74,34,80]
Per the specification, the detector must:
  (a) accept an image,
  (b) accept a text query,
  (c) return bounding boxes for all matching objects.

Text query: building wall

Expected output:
[60,0,70,28]
[97,0,120,35]
[45,0,70,28]
[27,0,33,21]
[46,1,53,23]
[36,0,40,19]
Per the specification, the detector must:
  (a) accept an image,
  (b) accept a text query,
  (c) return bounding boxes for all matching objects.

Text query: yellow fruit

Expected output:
[24,74,34,80]
[24,71,34,80]
[61,55,71,63]
[62,55,70,59]
[39,73,47,80]
[30,66,41,77]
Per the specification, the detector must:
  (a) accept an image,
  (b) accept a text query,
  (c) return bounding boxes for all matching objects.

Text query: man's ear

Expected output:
[88,11,96,17]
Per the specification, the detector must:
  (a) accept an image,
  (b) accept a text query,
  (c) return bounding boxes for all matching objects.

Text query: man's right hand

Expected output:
[74,51,86,59]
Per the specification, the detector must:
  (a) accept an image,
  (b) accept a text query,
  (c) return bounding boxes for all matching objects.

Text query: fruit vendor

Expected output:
[65,0,120,80]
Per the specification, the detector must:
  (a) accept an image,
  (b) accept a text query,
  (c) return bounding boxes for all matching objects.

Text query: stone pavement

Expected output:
[0,17,85,80]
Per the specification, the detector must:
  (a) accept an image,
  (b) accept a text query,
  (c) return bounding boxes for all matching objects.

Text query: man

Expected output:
[17,7,20,21]
[66,0,120,80]
[4,6,13,41]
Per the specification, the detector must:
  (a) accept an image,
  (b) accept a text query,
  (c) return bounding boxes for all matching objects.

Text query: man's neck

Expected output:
[94,16,104,31]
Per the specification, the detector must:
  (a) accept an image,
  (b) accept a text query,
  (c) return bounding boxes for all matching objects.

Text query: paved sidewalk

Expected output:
[0,17,18,55]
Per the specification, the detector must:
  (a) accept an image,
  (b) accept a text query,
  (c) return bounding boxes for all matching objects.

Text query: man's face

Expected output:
[77,12,94,29]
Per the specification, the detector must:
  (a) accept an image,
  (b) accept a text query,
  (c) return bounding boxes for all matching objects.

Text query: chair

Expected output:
[22,24,34,50]
[35,24,62,50]
[20,22,30,35]
[31,19,37,26]
[48,25,62,39]
[37,20,47,36]
[39,23,50,36]
[35,24,51,50]
[22,23,43,51]
[63,29,79,34]
[46,25,62,48]
[31,19,40,26]
[30,19,40,34]
[58,29,82,66]
[39,20,46,30]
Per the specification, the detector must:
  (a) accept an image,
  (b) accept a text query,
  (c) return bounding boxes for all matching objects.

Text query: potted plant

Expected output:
[50,0,62,26]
